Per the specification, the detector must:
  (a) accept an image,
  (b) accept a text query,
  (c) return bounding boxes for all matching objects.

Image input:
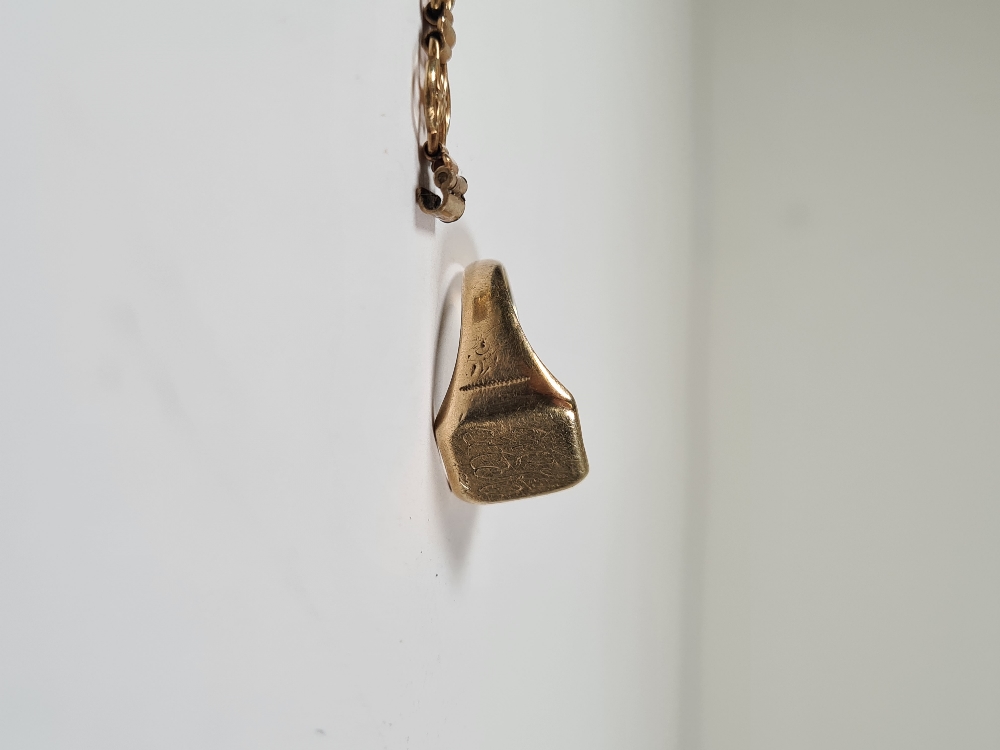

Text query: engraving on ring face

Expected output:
[451,414,580,501]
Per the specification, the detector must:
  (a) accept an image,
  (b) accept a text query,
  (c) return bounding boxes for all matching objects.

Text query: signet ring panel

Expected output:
[433,260,589,503]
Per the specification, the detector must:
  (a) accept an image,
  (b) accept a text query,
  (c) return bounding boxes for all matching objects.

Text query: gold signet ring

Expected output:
[434,260,589,503]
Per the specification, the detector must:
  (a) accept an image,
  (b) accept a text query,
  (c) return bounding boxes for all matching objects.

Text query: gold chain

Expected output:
[416,0,468,223]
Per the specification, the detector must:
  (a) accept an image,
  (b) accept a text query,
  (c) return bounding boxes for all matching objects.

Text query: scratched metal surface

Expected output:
[434,261,588,502]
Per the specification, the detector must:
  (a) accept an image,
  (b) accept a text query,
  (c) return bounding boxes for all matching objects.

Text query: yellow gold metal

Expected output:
[434,261,589,503]
[417,0,467,223]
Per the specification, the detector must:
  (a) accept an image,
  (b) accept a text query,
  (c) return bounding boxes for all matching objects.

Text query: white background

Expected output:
[0,1,691,748]
[692,1,1000,748]
[4,1,1000,748]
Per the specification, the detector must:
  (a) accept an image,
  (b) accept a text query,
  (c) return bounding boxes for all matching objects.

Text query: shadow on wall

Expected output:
[430,225,479,574]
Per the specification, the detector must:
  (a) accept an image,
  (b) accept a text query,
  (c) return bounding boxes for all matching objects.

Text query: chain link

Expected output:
[416,0,467,223]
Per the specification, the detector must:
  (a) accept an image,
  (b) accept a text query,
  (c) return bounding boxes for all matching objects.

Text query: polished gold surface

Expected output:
[434,261,589,503]
[416,0,467,223]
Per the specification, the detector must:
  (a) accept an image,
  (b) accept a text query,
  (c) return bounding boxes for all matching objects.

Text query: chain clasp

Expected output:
[417,0,467,223]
